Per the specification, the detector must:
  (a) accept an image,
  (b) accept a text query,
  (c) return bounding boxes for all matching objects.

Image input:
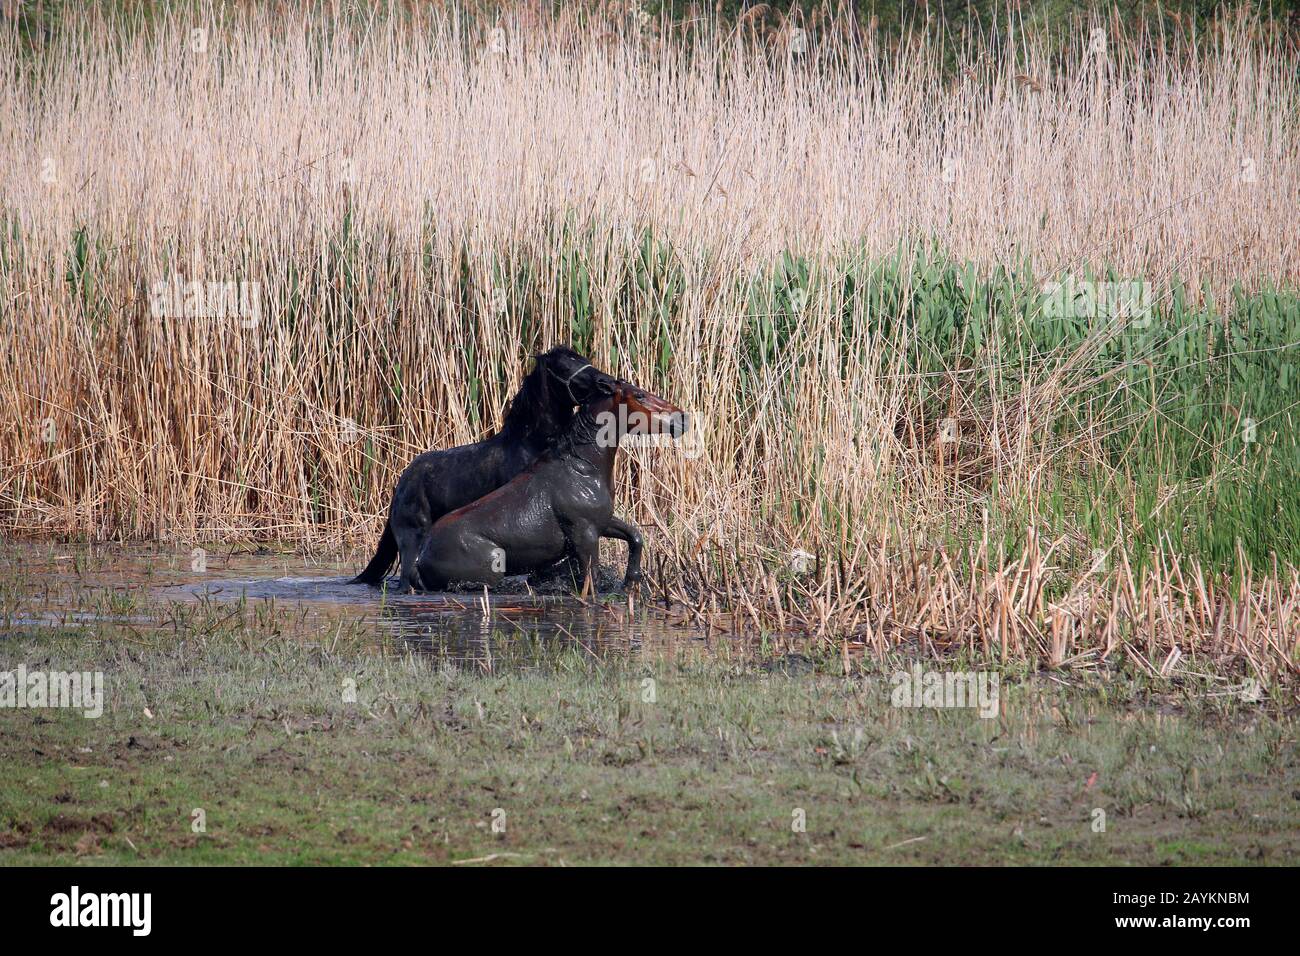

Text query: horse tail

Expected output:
[351,519,397,585]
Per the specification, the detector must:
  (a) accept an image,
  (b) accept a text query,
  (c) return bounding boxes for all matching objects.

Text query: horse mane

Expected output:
[497,351,576,439]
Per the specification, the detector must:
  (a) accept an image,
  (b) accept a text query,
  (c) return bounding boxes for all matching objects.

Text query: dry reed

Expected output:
[1,3,1297,684]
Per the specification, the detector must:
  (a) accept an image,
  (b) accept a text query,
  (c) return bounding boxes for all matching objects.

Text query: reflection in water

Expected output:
[162,574,706,669]
[0,544,715,671]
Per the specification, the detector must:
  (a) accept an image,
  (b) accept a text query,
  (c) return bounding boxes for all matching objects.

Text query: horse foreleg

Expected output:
[601,516,644,590]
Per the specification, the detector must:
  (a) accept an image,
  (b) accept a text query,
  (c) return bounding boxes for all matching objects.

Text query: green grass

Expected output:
[2,623,1296,865]
[743,244,1300,573]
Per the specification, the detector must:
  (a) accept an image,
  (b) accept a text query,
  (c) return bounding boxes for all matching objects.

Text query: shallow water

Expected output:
[0,541,713,666]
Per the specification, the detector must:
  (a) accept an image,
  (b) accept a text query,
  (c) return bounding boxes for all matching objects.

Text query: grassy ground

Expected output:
[2,618,1295,866]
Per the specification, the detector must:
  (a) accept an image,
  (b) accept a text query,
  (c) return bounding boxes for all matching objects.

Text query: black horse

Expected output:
[352,347,619,591]
[415,379,687,593]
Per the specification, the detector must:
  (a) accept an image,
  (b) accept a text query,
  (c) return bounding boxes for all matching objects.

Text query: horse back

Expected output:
[393,434,538,521]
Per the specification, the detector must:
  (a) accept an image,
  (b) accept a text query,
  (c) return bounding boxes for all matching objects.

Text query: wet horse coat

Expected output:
[351,347,619,591]
[415,381,687,593]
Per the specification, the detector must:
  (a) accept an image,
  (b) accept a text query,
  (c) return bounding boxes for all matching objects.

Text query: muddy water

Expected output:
[0,542,713,666]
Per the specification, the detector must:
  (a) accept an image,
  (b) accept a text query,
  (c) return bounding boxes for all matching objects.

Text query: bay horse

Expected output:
[351,347,620,591]
[415,379,687,593]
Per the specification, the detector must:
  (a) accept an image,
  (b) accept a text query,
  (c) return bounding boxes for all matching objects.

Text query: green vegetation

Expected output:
[479,235,1300,574]
[8,2,1298,57]
[1,620,1295,865]
[803,248,1300,572]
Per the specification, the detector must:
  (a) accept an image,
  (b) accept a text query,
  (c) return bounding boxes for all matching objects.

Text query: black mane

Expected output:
[497,349,580,441]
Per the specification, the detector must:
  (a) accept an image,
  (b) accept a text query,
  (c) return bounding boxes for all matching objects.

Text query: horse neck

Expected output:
[563,399,619,483]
